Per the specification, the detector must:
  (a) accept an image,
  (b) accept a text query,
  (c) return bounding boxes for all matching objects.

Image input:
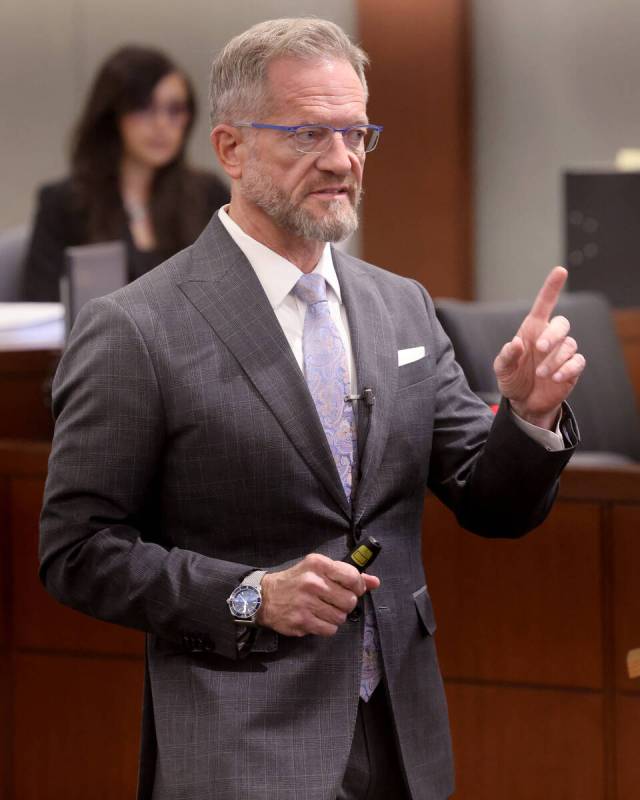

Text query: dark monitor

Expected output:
[61,241,127,334]
[565,171,640,308]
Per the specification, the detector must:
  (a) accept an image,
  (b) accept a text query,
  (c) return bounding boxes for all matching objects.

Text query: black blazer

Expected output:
[22,173,229,302]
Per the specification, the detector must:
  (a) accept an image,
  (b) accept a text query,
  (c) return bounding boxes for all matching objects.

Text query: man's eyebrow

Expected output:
[310,120,371,127]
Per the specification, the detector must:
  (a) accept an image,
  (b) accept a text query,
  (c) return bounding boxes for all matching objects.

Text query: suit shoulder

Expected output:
[105,243,196,311]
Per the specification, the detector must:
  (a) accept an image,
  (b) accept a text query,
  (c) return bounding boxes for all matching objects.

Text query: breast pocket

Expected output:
[397,357,433,390]
[413,585,437,636]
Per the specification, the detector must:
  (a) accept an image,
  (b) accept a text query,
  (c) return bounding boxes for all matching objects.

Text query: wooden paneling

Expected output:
[614,308,640,408]
[558,463,640,502]
[0,441,143,799]
[424,463,640,800]
[0,350,57,440]
[617,694,640,800]
[358,0,472,298]
[445,683,604,800]
[0,475,10,650]
[424,497,603,688]
[13,652,142,800]
[1,473,12,800]
[613,505,640,692]
[0,653,9,800]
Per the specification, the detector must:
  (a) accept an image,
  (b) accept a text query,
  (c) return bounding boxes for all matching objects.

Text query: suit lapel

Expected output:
[333,248,398,522]
[177,217,350,517]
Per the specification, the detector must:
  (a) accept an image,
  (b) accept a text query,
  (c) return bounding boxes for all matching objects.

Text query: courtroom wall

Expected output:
[6,2,640,301]
[473,0,640,301]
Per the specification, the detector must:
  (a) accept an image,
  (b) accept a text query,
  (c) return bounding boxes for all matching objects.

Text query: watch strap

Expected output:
[230,570,267,628]
[241,569,267,589]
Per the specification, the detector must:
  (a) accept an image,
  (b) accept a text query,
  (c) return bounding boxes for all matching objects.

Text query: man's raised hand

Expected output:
[493,266,586,430]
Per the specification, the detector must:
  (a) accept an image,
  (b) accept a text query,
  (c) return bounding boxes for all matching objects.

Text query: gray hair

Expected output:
[209,17,369,127]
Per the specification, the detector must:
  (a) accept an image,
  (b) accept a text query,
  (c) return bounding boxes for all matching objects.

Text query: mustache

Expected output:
[306,180,360,195]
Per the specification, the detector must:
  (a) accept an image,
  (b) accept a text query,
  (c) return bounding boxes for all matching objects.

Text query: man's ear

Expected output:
[211,124,246,180]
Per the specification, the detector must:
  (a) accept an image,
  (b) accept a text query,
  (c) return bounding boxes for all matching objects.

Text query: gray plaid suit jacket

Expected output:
[39,214,576,799]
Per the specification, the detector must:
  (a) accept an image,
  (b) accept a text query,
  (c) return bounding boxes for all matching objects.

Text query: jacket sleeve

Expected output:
[39,294,253,660]
[420,283,578,538]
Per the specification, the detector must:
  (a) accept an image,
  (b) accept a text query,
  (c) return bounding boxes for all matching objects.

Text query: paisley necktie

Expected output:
[293,273,382,701]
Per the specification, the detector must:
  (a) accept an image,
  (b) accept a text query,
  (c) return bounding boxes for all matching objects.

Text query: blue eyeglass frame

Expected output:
[233,122,383,153]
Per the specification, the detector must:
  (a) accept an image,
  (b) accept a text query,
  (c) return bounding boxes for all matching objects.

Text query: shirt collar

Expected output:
[218,206,342,309]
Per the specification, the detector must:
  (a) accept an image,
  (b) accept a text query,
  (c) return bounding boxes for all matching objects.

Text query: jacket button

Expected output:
[348,608,361,622]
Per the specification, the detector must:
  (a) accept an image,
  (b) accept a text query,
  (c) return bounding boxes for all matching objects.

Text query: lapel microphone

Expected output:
[344,388,375,407]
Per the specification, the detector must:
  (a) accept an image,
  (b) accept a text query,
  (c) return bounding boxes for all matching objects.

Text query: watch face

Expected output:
[228,585,261,619]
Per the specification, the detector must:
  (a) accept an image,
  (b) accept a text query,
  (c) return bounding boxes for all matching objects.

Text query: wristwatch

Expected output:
[227,570,266,625]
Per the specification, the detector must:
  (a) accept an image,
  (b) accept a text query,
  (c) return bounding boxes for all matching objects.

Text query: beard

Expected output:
[240,162,361,242]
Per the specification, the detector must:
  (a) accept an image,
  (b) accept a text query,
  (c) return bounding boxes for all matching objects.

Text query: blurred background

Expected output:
[1,2,640,799]
[3,0,640,299]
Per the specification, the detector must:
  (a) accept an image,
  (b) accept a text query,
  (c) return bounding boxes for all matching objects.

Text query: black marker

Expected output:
[342,536,381,573]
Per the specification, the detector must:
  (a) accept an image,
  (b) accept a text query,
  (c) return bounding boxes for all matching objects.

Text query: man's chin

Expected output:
[295,211,359,242]
[296,199,359,240]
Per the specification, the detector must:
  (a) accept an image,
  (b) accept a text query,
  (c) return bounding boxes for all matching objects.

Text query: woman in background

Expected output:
[23,45,228,301]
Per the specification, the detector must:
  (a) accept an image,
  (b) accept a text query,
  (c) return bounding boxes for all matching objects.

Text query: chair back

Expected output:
[0,225,30,301]
[435,292,640,461]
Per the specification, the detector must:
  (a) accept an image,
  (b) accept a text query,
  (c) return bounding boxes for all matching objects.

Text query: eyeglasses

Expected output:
[233,122,383,154]
[129,102,191,125]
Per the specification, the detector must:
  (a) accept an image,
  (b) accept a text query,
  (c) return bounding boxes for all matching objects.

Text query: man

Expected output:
[39,18,584,800]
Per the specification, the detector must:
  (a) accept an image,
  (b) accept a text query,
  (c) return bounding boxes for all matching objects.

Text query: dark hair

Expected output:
[70,45,208,251]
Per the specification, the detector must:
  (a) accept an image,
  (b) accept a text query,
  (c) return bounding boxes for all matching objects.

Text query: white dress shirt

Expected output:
[218,206,357,393]
[217,206,563,451]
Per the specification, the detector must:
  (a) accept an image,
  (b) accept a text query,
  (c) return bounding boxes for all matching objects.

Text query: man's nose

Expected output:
[315,133,355,174]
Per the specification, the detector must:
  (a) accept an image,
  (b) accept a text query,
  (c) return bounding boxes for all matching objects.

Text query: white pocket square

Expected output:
[398,346,426,366]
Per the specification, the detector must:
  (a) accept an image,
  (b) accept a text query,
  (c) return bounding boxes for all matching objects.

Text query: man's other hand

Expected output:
[257,552,380,637]
[493,266,586,430]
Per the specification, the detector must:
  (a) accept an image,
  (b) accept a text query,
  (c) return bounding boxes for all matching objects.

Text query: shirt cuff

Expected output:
[509,406,565,451]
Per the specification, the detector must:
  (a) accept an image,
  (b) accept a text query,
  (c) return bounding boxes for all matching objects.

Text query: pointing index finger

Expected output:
[529,266,568,321]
